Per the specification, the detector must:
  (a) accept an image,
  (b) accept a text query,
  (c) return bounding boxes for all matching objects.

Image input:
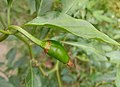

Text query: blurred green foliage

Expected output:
[0,0,120,87]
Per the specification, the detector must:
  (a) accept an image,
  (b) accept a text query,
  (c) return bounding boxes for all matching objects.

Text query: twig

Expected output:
[38,66,48,77]
[56,61,62,87]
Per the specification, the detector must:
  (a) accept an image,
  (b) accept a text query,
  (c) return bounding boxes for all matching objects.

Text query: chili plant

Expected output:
[0,0,120,87]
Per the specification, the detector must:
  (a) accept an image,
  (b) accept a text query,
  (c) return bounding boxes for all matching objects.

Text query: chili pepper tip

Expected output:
[67,60,74,67]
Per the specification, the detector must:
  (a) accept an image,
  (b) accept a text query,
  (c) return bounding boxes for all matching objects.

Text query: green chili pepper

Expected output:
[8,25,73,65]
[43,40,70,63]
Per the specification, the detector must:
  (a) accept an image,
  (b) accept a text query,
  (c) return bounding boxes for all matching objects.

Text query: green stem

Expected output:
[0,16,6,28]
[15,33,35,87]
[8,25,44,47]
[3,25,52,78]
[7,7,11,26]
[37,61,59,77]
[56,61,62,87]
[0,29,11,34]
[47,67,56,75]
[29,45,34,59]
[38,61,63,86]
[13,29,49,78]
[1,26,63,87]
[0,30,10,42]
[30,61,34,87]
[0,34,9,42]
[15,33,34,59]
[38,66,48,76]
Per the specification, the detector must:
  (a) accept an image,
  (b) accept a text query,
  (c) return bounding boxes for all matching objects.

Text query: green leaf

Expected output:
[93,10,114,23]
[13,56,29,69]
[62,41,107,61]
[62,0,88,14]
[25,65,34,87]
[62,75,75,83]
[90,71,115,83]
[37,0,54,16]
[35,0,41,12]
[26,12,120,45]
[33,72,42,87]
[27,0,36,14]
[6,48,17,68]
[7,0,13,6]
[116,65,120,87]
[34,0,53,16]
[106,51,120,63]
[25,63,42,87]
[0,78,15,87]
[9,76,20,87]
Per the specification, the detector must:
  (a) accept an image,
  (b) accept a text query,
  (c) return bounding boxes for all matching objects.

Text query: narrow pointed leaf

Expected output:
[26,12,120,45]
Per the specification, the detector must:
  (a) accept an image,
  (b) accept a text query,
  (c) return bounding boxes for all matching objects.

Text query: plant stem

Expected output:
[15,33,50,78]
[38,66,48,76]
[56,61,62,87]
[0,30,10,42]
[0,28,35,59]
[47,67,56,75]
[0,34,9,42]
[0,16,6,28]
[7,7,11,26]
[1,25,63,87]
[8,25,44,47]
[15,33,35,87]
[30,61,34,87]
[38,61,63,87]
[0,29,11,34]
[15,33,34,59]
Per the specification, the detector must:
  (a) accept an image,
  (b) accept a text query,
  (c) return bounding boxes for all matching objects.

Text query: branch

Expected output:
[56,61,62,87]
